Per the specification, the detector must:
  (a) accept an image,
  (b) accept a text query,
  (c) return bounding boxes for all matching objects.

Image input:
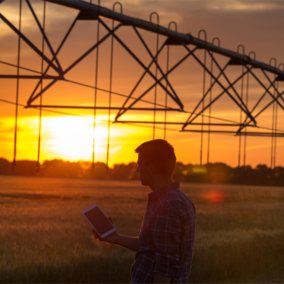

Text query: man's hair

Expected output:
[135,139,176,176]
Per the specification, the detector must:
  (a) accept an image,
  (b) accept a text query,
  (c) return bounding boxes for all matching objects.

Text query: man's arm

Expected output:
[92,217,140,252]
[114,234,140,252]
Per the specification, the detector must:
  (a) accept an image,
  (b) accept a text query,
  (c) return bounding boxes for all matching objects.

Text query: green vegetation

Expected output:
[1,158,284,186]
[0,176,284,283]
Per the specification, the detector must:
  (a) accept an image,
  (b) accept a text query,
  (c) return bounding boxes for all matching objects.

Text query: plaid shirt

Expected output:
[131,182,196,284]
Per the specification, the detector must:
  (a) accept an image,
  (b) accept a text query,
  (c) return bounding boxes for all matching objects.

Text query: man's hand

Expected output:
[91,217,140,252]
[92,217,120,245]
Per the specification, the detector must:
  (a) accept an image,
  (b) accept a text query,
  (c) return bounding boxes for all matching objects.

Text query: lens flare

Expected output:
[203,190,224,204]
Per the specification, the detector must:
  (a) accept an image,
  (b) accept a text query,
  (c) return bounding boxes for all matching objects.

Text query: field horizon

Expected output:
[1,175,284,283]
[1,157,284,187]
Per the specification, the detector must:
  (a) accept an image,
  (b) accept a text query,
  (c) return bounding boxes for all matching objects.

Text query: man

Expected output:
[92,139,196,283]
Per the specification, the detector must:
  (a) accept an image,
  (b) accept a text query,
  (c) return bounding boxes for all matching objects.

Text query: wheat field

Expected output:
[0,175,284,283]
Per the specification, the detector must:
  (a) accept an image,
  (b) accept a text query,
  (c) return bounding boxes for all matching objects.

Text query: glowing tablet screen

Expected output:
[84,207,114,236]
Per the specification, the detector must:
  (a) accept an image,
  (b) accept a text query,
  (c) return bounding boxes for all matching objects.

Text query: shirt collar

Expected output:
[148,181,180,202]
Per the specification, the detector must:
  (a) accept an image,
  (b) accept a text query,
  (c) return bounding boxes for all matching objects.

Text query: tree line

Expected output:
[0,158,283,186]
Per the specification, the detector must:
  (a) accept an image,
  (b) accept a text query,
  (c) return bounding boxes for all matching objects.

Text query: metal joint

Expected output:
[113,2,123,14]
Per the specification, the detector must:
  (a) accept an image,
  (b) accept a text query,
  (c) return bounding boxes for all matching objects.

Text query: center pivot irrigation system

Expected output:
[0,0,284,172]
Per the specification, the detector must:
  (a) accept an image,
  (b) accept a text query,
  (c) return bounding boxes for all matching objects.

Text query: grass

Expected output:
[0,175,284,283]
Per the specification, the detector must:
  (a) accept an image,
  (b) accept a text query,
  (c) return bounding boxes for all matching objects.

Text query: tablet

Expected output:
[82,204,116,238]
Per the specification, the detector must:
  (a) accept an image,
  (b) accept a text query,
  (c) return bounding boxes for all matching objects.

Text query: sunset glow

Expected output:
[0,0,284,167]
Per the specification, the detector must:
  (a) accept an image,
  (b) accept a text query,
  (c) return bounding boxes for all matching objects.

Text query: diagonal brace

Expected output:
[115,47,197,120]
[26,0,64,76]
[183,68,252,129]
[132,26,181,105]
[0,13,62,76]
[27,22,122,105]
[185,61,229,124]
[115,41,166,119]
[181,41,257,126]
[98,18,184,110]
[27,16,78,104]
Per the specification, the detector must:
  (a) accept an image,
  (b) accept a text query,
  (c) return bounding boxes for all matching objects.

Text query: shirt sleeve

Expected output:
[150,206,183,277]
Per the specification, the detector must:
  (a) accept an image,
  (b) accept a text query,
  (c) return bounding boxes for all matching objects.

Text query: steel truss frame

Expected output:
[0,0,284,169]
[1,0,283,134]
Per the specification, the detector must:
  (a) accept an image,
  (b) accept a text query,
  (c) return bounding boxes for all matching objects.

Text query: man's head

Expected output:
[135,139,176,186]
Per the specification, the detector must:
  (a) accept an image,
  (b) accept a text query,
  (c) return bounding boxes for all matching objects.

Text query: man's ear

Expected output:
[148,164,156,175]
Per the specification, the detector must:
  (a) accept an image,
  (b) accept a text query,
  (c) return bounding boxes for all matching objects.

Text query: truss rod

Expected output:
[182,130,284,136]
[43,0,284,78]
[27,105,183,111]
[0,60,51,74]
[37,0,46,172]
[12,0,22,171]
[114,121,255,127]
[0,75,61,79]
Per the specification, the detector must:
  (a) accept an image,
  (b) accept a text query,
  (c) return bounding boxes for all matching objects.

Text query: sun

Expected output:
[44,116,111,161]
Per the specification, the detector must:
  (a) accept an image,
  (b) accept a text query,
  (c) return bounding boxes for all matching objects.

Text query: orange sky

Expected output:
[0,0,284,167]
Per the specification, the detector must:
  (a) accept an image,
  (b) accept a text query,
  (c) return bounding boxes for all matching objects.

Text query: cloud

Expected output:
[205,0,284,12]
[109,145,122,153]
[106,0,284,18]
[0,5,35,38]
[246,142,284,151]
[2,0,283,43]
[0,0,76,37]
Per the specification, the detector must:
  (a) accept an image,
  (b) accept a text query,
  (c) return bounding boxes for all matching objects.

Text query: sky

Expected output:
[0,0,284,167]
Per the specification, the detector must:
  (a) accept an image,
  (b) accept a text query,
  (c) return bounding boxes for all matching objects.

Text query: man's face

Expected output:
[136,153,153,186]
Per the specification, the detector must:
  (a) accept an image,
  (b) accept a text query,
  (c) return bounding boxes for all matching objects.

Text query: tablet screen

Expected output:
[84,207,114,236]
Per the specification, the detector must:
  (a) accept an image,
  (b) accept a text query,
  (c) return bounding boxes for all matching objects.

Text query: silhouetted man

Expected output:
[92,139,196,283]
